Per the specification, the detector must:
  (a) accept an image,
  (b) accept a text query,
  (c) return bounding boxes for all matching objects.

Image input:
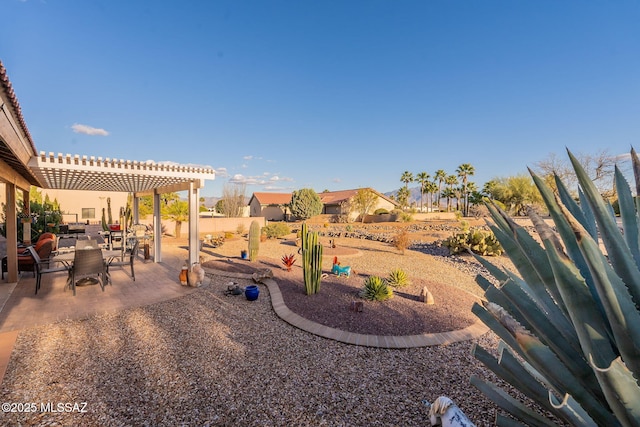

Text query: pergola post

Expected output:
[188,182,200,267]
[21,188,31,244]
[153,191,162,263]
[5,183,18,283]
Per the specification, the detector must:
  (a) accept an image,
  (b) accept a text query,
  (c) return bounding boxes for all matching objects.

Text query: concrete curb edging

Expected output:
[203,268,489,348]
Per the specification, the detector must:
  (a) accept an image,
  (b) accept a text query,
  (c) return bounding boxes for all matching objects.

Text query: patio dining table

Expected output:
[52,248,125,266]
[52,248,126,288]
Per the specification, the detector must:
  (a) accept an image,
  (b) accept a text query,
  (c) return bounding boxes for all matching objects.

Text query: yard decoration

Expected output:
[469,147,640,426]
[331,256,351,277]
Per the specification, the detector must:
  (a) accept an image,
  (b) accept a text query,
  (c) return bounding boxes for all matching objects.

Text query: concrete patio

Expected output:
[0,239,197,385]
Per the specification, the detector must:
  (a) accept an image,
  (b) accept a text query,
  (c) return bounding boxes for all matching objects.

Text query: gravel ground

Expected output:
[0,231,531,426]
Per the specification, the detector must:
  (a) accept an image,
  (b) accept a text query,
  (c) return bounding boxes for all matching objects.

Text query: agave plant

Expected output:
[387,268,410,287]
[360,276,393,301]
[469,148,640,426]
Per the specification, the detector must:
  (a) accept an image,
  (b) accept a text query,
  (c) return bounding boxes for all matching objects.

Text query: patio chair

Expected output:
[107,239,139,282]
[26,245,71,295]
[2,237,55,280]
[68,248,107,296]
[75,239,99,249]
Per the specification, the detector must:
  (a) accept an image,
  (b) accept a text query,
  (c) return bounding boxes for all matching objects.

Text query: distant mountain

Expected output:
[384,186,423,204]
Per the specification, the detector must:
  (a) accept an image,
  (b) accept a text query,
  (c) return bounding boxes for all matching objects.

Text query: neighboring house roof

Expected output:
[319,188,399,207]
[250,192,292,206]
[248,188,399,207]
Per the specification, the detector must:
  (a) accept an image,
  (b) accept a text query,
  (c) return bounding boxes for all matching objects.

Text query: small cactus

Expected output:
[443,229,502,256]
[248,220,260,262]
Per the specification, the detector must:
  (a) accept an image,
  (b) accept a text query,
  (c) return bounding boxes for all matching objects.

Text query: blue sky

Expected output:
[2,1,639,197]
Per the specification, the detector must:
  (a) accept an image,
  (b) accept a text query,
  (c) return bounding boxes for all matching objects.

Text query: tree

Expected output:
[220,183,246,218]
[424,181,438,212]
[484,174,543,216]
[441,187,455,212]
[434,169,447,211]
[396,186,410,210]
[290,188,322,220]
[415,172,430,212]
[138,195,154,217]
[445,175,458,211]
[456,163,475,216]
[163,199,189,238]
[533,149,619,199]
[351,188,378,222]
[400,171,414,189]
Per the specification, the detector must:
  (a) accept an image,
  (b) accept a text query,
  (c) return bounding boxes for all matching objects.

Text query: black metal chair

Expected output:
[68,248,107,296]
[26,246,71,294]
[107,239,139,282]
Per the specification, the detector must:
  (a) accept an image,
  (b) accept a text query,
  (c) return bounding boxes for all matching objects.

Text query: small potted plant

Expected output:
[240,250,248,260]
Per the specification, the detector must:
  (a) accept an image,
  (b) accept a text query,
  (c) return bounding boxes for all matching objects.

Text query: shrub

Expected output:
[374,208,389,215]
[360,276,393,301]
[392,229,411,254]
[224,231,234,239]
[400,212,413,222]
[236,223,246,235]
[443,229,503,256]
[290,188,323,220]
[262,222,291,239]
[387,268,410,287]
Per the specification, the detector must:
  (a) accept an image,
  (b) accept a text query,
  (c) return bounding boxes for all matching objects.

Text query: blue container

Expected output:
[245,285,259,301]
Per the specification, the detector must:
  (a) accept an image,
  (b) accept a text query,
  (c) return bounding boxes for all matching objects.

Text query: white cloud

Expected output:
[71,123,109,136]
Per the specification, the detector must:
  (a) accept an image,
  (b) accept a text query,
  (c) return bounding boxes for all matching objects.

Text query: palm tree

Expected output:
[424,181,438,212]
[400,171,414,189]
[434,169,447,211]
[441,187,455,212]
[415,172,430,212]
[456,163,475,216]
[396,186,410,210]
[445,175,458,212]
[464,181,478,215]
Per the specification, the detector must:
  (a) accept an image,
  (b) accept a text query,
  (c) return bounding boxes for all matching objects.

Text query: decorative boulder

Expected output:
[252,268,273,283]
[419,286,435,305]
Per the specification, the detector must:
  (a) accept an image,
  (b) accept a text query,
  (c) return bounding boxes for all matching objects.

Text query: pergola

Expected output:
[28,152,215,265]
[0,60,215,282]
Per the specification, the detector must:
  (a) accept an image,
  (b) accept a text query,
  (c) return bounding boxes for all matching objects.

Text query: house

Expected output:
[248,192,292,221]
[318,188,399,222]
[248,188,399,222]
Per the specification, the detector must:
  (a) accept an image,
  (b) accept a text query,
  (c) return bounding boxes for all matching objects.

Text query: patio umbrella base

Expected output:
[76,277,99,286]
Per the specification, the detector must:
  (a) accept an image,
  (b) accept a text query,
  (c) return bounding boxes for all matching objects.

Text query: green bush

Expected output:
[387,268,410,287]
[400,212,413,222]
[443,229,503,256]
[374,208,389,215]
[262,222,291,239]
[360,276,393,301]
[290,188,323,220]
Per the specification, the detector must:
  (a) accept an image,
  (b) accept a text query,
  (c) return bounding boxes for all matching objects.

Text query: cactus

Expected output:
[301,223,323,294]
[469,148,640,426]
[101,207,108,232]
[443,229,503,256]
[106,197,113,225]
[248,220,260,262]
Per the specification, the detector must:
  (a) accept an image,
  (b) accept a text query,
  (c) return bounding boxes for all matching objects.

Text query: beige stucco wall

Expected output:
[41,189,128,224]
